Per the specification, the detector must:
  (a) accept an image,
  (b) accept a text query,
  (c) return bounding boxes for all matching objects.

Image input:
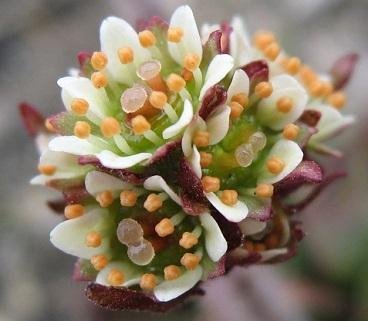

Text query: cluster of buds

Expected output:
[20,5,357,312]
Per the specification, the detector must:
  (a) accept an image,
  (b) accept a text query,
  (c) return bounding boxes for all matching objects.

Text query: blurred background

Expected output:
[0,0,367,320]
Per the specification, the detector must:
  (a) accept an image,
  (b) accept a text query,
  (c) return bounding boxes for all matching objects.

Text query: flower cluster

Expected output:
[20,5,357,312]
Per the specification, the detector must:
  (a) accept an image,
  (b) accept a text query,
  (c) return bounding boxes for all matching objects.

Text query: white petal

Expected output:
[168,5,202,65]
[35,133,54,154]
[162,100,193,139]
[256,75,308,130]
[260,248,288,262]
[143,175,181,205]
[154,266,203,302]
[58,77,109,118]
[199,54,234,100]
[238,218,267,235]
[100,16,151,84]
[206,192,248,222]
[96,150,151,169]
[199,213,228,262]
[307,104,355,142]
[258,139,303,184]
[189,145,202,178]
[230,17,254,66]
[182,116,206,157]
[85,171,132,197]
[200,23,219,43]
[206,105,231,145]
[226,69,250,103]
[95,261,140,287]
[49,136,102,155]
[50,207,111,259]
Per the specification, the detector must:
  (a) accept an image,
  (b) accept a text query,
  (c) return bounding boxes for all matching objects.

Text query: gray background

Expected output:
[0,0,367,320]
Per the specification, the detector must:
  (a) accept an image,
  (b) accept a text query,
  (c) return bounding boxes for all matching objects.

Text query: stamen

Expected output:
[199,152,213,168]
[144,130,164,145]
[283,123,300,140]
[91,71,108,88]
[166,73,186,93]
[179,232,199,249]
[235,144,254,167]
[285,56,301,75]
[117,218,143,245]
[249,131,267,152]
[107,268,124,286]
[180,253,201,270]
[193,130,210,148]
[144,193,163,212]
[220,190,238,206]
[96,190,114,208]
[266,156,285,174]
[155,218,175,237]
[167,27,184,43]
[264,42,281,61]
[276,97,293,113]
[253,31,276,50]
[73,121,91,139]
[91,254,109,271]
[64,204,85,219]
[138,30,157,48]
[299,65,317,86]
[38,164,57,176]
[201,176,220,193]
[120,190,138,207]
[321,81,334,97]
[255,183,274,198]
[131,115,151,135]
[229,101,244,119]
[140,273,157,291]
[85,231,102,248]
[100,117,121,138]
[149,91,167,109]
[137,60,167,92]
[70,98,89,115]
[91,51,108,70]
[121,85,148,113]
[113,135,134,154]
[309,80,324,97]
[127,239,155,265]
[164,265,182,280]
[118,47,134,64]
[183,53,201,72]
[327,91,346,109]
[231,93,249,107]
[255,81,273,98]
[181,68,193,82]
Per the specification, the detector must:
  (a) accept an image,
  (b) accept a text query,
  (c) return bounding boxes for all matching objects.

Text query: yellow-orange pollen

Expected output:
[327,91,346,109]
[85,231,102,248]
[96,190,114,208]
[231,92,249,107]
[131,115,151,135]
[253,31,275,50]
[284,56,301,75]
[299,65,317,86]
[276,97,293,113]
[155,218,174,237]
[64,204,85,219]
[193,130,210,147]
[283,123,300,140]
[139,30,157,48]
[255,81,273,98]
[118,47,134,64]
[140,273,157,290]
[309,80,325,97]
[266,156,285,174]
[183,53,200,72]
[38,164,57,176]
[179,232,199,249]
[107,268,124,286]
[166,73,186,92]
[91,254,109,271]
[201,176,220,193]
[100,117,121,138]
[199,152,213,168]
[91,51,108,70]
[164,265,182,280]
[73,121,91,139]
[120,190,138,207]
[149,91,167,109]
[144,193,163,212]
[220,190,238,206]
[167,27,184,43]
[71,98,89,115]
[229,101,244,119]
[255,184,274,198]
[264,42,280,61]
[91,71,108,88]
[180,253,201,270]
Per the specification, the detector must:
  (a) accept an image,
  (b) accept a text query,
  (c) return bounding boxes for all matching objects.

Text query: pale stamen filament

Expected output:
[113,135,134,154]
